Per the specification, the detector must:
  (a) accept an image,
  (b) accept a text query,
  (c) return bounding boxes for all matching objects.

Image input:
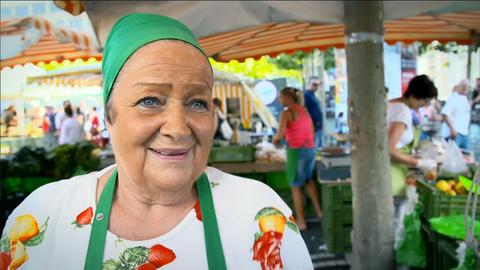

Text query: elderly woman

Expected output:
[1,14,312,270]
[272,87,323,231]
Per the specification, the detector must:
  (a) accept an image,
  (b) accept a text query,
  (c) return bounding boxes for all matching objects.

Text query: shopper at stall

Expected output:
[212,97,230,144]
[388,75,438,199]
[3,104,18,136]
[441,79,471,149]
[58,104,84,145]
[2,13,312,270]
[273,87,323,231]
[304,76,324,148]
[43,106,57,151]
[55,99,71,136]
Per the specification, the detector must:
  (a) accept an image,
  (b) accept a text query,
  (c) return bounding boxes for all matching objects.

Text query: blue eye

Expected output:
[138,97,159,108]
[190,99,208,110]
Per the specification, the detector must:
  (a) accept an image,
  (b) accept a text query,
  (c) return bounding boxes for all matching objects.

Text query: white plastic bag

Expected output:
[220,120,233,140]
[439,140,468,176]
[394,185,418,249]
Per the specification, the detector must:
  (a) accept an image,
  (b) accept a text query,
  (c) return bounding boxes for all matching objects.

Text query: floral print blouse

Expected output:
[2,165,313,270]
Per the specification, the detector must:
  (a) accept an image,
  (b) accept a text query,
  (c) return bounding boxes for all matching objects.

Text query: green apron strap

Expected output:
[84,169,117,270]
[196,173,227,270]
[84,169,227,270]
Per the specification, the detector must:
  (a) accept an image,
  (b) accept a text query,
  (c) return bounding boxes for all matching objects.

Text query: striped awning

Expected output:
[1,17,101,69]
[199,10,480,61]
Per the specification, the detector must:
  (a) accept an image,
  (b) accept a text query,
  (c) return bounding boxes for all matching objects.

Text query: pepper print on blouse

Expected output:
[71,207,94,228]
[101,244,176,270]
[252,207,299,270]
[1,214,49,270]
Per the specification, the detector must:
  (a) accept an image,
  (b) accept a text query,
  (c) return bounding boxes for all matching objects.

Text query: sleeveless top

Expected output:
[285,104,315,148]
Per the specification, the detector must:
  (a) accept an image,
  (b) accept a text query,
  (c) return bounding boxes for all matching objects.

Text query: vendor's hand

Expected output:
[416,158,437,172]
[406,175,417,186]
[272,137,280,145]
[450,129,458,139]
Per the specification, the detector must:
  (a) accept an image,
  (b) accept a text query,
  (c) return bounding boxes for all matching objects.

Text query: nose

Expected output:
[160,101,191,140]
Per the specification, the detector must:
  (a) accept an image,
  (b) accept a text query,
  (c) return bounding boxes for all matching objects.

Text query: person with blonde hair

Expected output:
[273,87,323,230]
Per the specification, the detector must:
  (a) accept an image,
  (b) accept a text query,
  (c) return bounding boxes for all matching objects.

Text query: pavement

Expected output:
[301,217,351,270]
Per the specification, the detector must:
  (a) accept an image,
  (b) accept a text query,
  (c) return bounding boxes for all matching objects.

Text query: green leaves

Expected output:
[102,246,149,270]
[25,217,49,247]
[254,207,284,221]
[119,246,149,269]
[210,56,303,82]
[287,221,300,234]
[102,259,126,270]
[0,233,10,253]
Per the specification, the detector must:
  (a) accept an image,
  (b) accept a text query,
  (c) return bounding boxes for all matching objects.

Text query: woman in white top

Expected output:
[387,75,438,197]
[58,104,84,145]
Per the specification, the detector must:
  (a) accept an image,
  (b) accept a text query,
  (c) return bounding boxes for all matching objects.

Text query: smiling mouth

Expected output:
[148,148,191,160]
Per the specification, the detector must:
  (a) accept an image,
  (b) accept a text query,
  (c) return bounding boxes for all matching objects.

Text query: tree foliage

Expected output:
[417,41,475,56]
[209,56,303,81]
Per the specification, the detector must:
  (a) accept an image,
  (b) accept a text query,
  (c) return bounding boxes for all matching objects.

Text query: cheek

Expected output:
[110,111,159,149]
[190,114,215,143]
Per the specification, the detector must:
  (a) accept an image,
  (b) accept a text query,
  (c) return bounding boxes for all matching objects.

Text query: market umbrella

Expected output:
[0,17,102,69]
[56,1,479,61]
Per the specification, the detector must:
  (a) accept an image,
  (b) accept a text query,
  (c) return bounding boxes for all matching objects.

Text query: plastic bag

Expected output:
[395,186,426,268]
[220,120,233,140]
[451,242,477,270]
[439,140,469,176]
[429,215,480,240]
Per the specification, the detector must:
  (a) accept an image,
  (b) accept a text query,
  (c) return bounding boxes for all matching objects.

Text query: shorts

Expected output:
[289,147,316,187]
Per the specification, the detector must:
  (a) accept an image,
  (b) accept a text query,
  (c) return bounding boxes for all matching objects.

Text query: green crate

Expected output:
[2,177,23,194]
[2,177,54,195]
[323,207,353,226]
[421,219,478,270]
[236,173,266,182]
[323,223,352,253]
[320,181,352,210]
[417,179,480,219]
[208,145,254,163]
[320,180,353,254]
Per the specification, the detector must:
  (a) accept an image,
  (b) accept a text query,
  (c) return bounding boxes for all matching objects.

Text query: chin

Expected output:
[145,163,203,189]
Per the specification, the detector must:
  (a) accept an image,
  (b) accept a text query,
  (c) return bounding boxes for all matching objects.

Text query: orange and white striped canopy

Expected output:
[61,1,479,62]
[1,17,102,69]
[199,10,480,62]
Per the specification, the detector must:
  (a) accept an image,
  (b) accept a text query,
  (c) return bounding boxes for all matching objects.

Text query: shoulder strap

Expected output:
[196,173,227,270]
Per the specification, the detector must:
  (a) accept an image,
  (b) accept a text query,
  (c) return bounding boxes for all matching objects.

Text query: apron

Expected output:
[286,148,300,184]
[391,127,420,196]
[84,169,227,270]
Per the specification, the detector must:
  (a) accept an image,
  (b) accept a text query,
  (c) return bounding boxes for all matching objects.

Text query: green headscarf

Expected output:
[102,13,209,106]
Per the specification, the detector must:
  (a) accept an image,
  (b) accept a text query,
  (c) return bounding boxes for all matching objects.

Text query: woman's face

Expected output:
[410,97,432,110]
[279,94,291,106]
[107,40,214,191]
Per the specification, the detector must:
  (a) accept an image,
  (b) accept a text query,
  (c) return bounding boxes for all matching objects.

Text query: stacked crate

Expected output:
[319,179,353,253]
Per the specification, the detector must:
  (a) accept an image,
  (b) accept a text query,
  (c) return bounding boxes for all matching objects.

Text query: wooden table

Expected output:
[209,161,285,174]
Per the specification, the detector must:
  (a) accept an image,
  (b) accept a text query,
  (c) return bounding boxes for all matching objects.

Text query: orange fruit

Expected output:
[425,170,437,180]
[9,215,39,244]
[9,241,28,270]
[259,215,286,234]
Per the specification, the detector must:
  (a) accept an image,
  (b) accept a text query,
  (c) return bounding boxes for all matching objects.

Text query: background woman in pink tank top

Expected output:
[273,87,323,230]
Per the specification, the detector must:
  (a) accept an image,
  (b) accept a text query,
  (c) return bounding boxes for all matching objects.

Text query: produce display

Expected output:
[434,178,467,196]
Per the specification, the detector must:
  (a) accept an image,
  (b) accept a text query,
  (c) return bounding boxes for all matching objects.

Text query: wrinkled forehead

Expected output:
[111,40,214,96]
[122,40,213,77]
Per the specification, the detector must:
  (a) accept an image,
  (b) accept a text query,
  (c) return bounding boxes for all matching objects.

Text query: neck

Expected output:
[114,168,197,211]
[400,96,412,108]
[98,167,198,240]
